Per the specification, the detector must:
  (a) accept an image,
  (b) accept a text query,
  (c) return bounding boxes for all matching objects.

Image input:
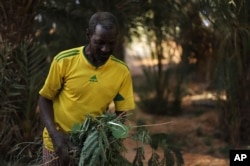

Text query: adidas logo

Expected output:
[89,75,98,82]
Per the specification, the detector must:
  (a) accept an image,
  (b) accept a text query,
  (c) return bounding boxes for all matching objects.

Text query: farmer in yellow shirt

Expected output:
[38,11,135,165]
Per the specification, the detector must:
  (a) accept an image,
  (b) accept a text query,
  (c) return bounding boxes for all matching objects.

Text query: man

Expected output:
[38,11,135,165]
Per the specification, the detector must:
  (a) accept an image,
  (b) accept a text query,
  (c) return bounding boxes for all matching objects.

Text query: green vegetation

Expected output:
[69,112,129,165]
[200,0,250,147]
[0,40,48,163]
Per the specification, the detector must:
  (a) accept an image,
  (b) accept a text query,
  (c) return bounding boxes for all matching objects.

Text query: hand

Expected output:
[50,130,71,164]
[115,111,126,123]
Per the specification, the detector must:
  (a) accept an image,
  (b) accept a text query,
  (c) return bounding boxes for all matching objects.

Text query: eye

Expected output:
[94,41,104,45]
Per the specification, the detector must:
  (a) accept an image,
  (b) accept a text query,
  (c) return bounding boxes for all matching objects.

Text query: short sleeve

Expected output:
[39,58,64,99]
[114,71,135,111]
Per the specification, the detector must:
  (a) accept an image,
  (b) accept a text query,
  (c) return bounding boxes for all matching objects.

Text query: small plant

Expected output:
[203,136,212,146]
[68,112,184,166]
[136,65,185,115]
[149,133,184,166]
[219,145,231,157]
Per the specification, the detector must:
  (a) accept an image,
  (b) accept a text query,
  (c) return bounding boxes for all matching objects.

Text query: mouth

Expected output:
[99,53,111,59]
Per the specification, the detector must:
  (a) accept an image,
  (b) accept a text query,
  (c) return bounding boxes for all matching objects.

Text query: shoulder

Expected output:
[54,46,83,62]
[109,55,129,71]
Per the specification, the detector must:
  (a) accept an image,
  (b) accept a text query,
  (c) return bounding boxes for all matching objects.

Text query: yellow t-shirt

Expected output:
[39,46,135,151]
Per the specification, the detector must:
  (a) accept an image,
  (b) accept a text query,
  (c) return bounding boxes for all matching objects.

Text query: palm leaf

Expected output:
[0,40,49,161]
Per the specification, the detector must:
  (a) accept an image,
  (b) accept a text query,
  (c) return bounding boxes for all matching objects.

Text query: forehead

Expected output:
[92,24,117,40]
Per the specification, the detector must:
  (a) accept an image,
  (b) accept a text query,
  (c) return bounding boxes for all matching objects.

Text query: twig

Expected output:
[36,156,59,166]
[132,121,174,128]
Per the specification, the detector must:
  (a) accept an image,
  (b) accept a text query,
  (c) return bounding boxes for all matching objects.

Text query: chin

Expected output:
[100,58,109,62]
[100,54,110,59]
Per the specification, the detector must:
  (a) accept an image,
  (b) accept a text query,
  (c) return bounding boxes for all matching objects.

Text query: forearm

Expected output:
[38,95,57,135]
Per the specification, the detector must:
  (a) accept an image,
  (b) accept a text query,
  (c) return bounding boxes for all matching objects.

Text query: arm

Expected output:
[38,95,70,163]
[38,95,57,136]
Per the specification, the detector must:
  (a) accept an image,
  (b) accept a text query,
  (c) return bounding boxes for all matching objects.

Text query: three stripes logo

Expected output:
[89,75,98,82]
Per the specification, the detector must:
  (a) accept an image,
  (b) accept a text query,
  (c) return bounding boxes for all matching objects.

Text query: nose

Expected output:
[101,44,111,53]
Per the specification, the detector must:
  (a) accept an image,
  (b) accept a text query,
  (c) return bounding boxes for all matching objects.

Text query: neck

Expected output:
[84,45,103,67]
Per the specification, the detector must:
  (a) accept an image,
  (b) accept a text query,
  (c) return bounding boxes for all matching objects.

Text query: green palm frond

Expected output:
[0,40,48,160]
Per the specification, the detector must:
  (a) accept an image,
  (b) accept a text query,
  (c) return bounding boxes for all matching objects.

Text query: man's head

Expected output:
[86,12,119,66]
[88,12,119,36]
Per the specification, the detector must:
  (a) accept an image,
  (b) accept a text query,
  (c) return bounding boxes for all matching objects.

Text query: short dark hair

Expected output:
[88,12,119,35]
